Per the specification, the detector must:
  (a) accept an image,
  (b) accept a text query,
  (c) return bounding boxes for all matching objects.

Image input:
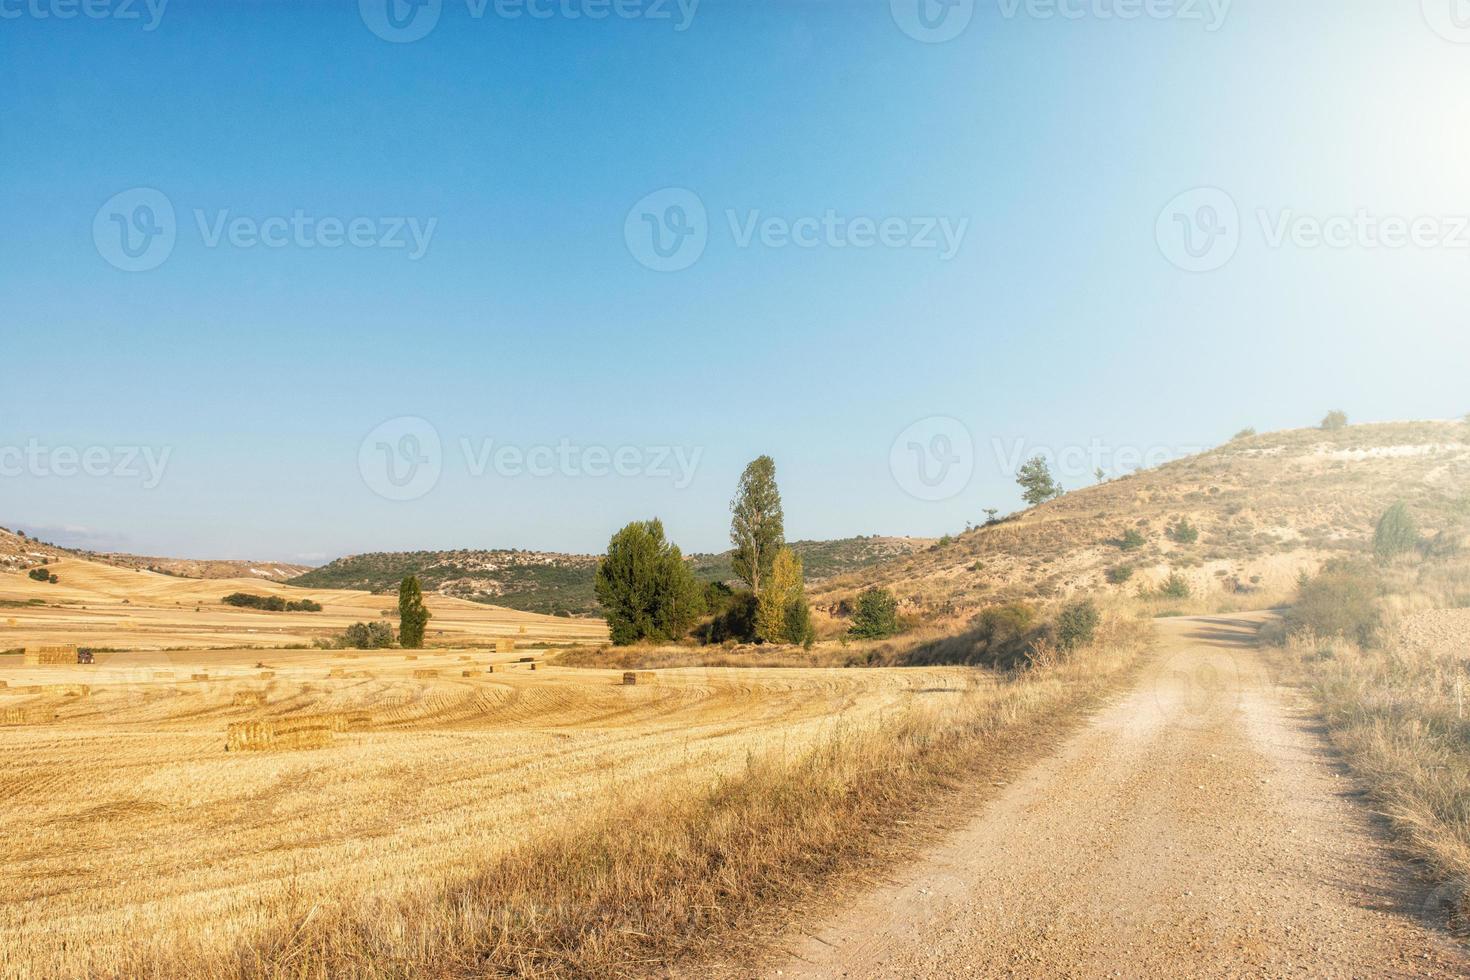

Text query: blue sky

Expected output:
[2,0,1467,562]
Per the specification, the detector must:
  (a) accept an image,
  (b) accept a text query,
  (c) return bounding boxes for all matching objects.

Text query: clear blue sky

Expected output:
[2,0,1467,562]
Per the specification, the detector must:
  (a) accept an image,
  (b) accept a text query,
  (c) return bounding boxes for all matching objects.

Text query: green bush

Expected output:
[1105,564,1135,585]
[1159,573,1191,599]
[697,590,757,644]
[27,568,51,583]
[1320,410,1348,431]
[1232,427,1256,440]
[848,587,900,639]
[1166,518,1199,544]
[1117,529,1146,551]
[341,621,396,649]
[286,599,323,612]
[1285,562,1382,647]
[1372,502,1419,561]
[1055,599,1099,650]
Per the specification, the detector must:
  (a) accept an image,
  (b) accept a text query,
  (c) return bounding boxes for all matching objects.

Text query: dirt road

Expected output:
[769,614,1470,978]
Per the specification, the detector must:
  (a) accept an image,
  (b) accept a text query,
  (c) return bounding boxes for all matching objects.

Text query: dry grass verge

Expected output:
[115,614,1150,979]
[1273,553,1470,933]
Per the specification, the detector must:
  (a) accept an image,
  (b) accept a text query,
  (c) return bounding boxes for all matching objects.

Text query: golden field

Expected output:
[0,553,607,651]
[0,636,1016,978]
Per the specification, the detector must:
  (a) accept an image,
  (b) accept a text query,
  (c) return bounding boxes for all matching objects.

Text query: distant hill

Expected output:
[0,528,309,582]
[289,537,936,617]
[814,421,1470,625]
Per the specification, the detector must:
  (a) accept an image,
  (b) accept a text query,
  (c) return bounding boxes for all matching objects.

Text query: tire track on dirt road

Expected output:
[766,613,1470,979]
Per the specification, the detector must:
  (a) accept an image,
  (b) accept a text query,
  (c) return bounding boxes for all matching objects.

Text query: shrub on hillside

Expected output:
[1166,518,1200,545]
[286,599,323,612]
[1055,599,1099,650]
[1105,564,1135,585]
[1158,573,1191,599]
[1373,502,1419,561]
[1285,562,1383,647]
[223,592,286,611]
[1232,427,1256,440]
[27,568,51,583]
[848,587,900,639]
[1117,529,1146,551]
[1321,410,1348,431]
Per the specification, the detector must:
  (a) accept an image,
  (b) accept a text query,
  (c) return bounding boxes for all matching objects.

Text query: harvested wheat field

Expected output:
[0,644,987,977]
[0,551,606,651]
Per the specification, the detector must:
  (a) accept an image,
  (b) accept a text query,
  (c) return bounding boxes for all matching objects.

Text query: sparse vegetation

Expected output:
[1321,409,1349,431]
[1157,573,1192,599]
[1232,427,1256,440]
[1283,561,1382,647]
[1117,528,1146,551]
[1105,564,1135,585]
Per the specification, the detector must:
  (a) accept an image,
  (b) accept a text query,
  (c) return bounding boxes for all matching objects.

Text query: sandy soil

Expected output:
[766,614,1470,979]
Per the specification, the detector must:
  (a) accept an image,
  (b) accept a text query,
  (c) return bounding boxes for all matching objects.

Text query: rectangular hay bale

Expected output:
[413,668,439,678]
[23,644,79,666]
[0,706,57,726]
[232,691,267,706]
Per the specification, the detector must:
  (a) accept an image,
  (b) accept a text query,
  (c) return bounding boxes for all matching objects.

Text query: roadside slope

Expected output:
[766,614,1470,978]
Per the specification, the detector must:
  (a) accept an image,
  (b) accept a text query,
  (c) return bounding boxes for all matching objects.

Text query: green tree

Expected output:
[398,575,431,649]
[1321,410,1348,431]
[849,587,900,639]
[730,455,785,593]
[1167,518,1199,544]
[595,519,705,645]
[1373,502,1419,561]
[1016,455,1062,507]
[756,546,805,644]
[1056,598,1099,650]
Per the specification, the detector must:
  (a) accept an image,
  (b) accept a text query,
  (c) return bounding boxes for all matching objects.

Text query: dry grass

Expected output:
[0,617,1149,978]
[1275,553,1470,931]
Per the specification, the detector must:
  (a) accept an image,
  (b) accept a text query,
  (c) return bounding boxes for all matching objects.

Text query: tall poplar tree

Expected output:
[730,455,785,593]
[398,575,431,649]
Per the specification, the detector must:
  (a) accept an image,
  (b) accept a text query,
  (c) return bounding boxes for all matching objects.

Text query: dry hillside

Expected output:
[0,528,307,582]
[816,421,1470,623]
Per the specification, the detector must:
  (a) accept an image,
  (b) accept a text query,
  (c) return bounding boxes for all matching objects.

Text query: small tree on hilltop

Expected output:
[1373,502,1419,561]
[1321,410,1348,431]
[595,518,705,645]
[398,575,431,649]
[730,456,785,594]
[1016,455,1062,507]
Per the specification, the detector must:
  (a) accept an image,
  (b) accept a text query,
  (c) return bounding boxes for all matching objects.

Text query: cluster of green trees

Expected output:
[222,592,323,612]
[595,456,817,647]
[27,568,57,584]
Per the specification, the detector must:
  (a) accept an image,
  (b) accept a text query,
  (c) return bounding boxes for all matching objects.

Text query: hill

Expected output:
[290,537,936,617]
[0,527,308,581]
[816,420,1470,625]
